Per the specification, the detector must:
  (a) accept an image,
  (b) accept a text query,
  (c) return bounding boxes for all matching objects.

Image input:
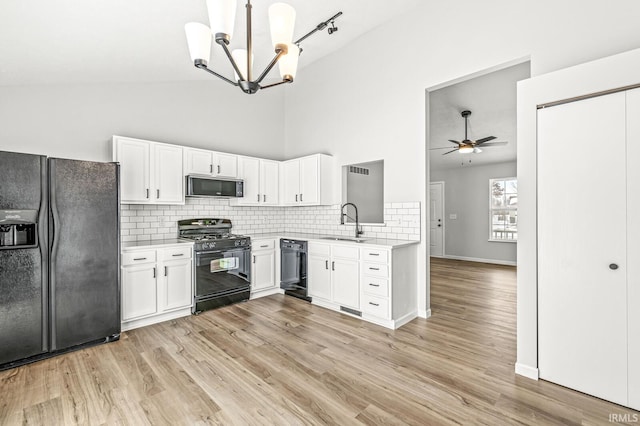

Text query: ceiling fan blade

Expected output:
[473,147,482,153]
[480,141,508,147]
[448,139,461,146]
[475,136,497,145]
[430,147,456,150]
[442,148,459,155]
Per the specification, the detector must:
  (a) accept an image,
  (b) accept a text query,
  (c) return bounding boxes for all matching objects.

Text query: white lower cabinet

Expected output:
[121,244,193,331]
[359,245,417,329]
[307,241,418,329]
[308,242,360,311]
[250,239,280,298]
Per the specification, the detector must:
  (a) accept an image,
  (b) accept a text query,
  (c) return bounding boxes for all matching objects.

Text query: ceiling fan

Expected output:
[432,110,508,155]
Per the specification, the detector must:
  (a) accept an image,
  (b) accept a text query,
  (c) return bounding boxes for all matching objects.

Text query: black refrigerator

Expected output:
[0,150,120,369]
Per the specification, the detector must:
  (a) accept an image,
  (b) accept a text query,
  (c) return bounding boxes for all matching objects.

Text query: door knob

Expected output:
[438,224,441,227]
[609,263,619,270]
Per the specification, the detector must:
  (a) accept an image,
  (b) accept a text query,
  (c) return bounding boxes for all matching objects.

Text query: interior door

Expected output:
[627,88,640,410]
[537,92,628,406]
[429,182,444,256]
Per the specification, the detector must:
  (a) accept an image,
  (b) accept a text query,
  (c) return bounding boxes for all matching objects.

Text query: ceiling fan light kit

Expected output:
[432,109,507,156]
[185,0,341,95]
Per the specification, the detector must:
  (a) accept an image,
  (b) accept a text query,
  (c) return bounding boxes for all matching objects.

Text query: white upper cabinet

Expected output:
[115,137,150,203]
[233,156,279,206]
[184,148,238,178]
[281,154,334,206]
[113,136,184,205]
[184,148,213,175]
[154,144,184,204]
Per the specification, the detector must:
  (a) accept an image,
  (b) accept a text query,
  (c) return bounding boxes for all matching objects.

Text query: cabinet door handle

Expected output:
[260,245,269,248]
[369,267,380,271]
[369,283,380,287]
[164,266,168,276]
[295,194,298,202]
[257,194,261,202]
[133,257,147,261]
[172,253,184,257]
[217,165,221,174]
[157,189,160,198]
[146,188,149,199]
[263,194,266,202]
[325,260,328,270]
[332,261,335,271]
[253,255,256,264]
[153,267,156,278]
[369,302,379,307]
[210,164,213,173]
[300,193,303,202]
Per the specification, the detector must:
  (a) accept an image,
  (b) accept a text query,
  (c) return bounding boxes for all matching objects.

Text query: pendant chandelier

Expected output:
[185,0,342,95]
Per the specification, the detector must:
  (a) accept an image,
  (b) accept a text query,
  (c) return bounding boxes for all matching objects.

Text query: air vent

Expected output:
[340,306,362,317]
[349,166,369,175]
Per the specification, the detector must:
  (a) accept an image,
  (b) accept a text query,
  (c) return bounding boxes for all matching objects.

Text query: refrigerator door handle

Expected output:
[48,158,61,350]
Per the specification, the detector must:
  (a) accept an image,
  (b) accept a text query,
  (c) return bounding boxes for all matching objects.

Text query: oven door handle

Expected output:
[196,247,249,256]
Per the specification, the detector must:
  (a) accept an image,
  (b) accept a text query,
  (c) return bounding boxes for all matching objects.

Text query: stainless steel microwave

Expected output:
[185,175,244,198]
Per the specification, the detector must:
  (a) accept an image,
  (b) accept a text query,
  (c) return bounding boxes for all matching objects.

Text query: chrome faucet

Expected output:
[340,202,363,238]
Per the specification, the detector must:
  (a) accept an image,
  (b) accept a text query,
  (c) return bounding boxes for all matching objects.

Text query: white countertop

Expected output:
[247,232,420,249]
[122,239,194,250]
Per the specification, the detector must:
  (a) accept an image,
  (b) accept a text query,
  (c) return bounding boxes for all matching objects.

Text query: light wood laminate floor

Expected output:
[1,258,639,425]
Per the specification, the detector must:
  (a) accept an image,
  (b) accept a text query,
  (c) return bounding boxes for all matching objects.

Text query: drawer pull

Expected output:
[260,245,269,248]
[369,253,380,256]
[369,283,380,287]
[369,267,380,271]
[133,257,147,261]
[369,302,379,307]
[172,253,184,257]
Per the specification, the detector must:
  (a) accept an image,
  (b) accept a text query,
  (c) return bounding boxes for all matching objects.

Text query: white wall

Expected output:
[0,80,286,162]
[431,162,517,264]
[283,1,640,320]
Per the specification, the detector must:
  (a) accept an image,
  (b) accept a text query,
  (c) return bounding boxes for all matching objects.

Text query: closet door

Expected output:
[627,88,640,411]
[537,92,628,406]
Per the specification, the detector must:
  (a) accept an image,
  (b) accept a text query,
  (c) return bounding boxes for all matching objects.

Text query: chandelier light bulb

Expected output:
[269,3,296,49]
[278,43,299,80]
[185,22,212,63]
[207,0,237,42]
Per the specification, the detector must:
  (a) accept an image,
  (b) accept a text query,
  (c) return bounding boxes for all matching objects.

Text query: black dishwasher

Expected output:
[280,239,310,302]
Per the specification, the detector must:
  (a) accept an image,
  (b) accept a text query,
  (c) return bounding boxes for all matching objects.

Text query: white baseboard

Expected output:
[418,309,432,319]
[122,307,192,332]
[441,255,517,267]
[394,311,418,329]
[515,362,539,380]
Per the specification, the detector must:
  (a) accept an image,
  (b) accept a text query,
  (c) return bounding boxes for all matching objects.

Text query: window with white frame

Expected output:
[490,177,517,241]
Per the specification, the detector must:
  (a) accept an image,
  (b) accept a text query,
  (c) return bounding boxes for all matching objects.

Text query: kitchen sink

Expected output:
[320,236,372,243]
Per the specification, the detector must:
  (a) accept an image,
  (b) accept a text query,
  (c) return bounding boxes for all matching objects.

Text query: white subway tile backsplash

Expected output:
[120,198,420,242]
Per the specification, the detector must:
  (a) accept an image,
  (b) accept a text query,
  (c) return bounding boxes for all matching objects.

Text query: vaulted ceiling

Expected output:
[0,0,422,86]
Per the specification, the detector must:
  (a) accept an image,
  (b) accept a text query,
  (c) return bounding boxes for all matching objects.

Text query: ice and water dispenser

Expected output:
[0,210,38,249]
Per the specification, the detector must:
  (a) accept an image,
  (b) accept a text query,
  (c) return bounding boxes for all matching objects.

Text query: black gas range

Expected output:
[178,219,251,313]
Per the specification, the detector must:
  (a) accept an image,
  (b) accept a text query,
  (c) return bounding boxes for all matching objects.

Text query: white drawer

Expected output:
[362,262,389,278]
[361,249,389,263]
[159,246,192,261]
[332,245,359,260]
[362,294,390,319]
[122,250,156,266]
[309,242,330,257]
[362,277,389,298]
[253,239,275,250]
